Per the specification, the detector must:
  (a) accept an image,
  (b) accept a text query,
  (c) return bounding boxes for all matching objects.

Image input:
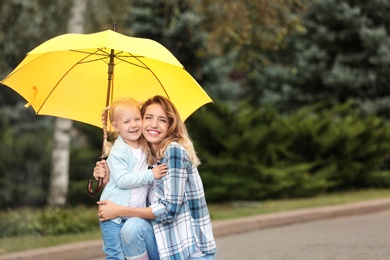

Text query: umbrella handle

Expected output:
[87,178,103,196]
[87,101,111,196]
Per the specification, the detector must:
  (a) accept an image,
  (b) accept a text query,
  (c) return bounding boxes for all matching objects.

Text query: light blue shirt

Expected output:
[100,135,154,224]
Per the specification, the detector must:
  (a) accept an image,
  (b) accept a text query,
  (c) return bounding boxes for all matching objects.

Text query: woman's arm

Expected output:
[94,162,157,221]
[97,200,156,221]
[150,144,188,224]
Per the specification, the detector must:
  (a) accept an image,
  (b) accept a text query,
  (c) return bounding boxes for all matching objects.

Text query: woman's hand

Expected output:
[93,160,110,185]
[97,200,121,221]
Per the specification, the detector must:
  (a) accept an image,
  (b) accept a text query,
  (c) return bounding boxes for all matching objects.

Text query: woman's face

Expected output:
[142,103,169,149]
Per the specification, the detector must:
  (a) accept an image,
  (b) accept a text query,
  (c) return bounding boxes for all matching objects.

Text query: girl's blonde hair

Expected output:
[102,97,146,156]
[141,95,200,166]
[108,97,142,124]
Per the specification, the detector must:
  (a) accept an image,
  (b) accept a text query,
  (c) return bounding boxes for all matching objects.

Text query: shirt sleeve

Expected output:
[150,144,188,224]
[107,144,154,189]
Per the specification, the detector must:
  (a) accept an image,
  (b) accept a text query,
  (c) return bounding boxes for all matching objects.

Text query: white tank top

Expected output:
[128,147,149,208]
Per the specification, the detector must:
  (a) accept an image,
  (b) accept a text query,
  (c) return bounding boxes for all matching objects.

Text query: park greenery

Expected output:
[1,0,390,212]
[1,189,390,254]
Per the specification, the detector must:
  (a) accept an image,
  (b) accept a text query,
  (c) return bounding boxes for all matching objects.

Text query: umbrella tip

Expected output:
[112,22,117,32]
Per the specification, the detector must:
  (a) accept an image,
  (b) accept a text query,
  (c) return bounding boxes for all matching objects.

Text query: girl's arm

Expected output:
[94,156,162,188]
[108,148,154,189]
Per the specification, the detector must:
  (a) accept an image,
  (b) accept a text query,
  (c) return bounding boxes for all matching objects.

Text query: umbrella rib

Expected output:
[115,56,149,69]
[72,48,110,56]
[36,50,100,114]
[71,49,112,65]
[36,49,170,113]
[122,52,170,99]
[71,49,148,70]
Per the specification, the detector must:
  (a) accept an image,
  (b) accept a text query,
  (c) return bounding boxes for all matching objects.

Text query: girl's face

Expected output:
[142,103,169,150]
[112,107,142,148]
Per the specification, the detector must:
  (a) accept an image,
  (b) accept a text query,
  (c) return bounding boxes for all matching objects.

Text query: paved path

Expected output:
[216,209,390,260]
[2,198,390,259]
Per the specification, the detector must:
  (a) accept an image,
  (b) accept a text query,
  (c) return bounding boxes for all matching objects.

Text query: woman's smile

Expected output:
[146,129,161,136]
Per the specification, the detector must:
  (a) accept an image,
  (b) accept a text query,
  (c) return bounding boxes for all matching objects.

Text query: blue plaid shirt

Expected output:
[150,142,217,259]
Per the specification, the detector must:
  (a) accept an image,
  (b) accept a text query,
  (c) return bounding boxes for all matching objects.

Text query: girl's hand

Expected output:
[93,160,110,185]
[151,163,167,179]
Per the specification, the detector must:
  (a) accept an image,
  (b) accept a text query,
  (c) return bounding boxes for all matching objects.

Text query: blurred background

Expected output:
[1,0,390,247]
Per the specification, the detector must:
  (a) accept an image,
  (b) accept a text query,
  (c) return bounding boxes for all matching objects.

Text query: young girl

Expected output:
[95,95,217,260]
[99,97,167,260]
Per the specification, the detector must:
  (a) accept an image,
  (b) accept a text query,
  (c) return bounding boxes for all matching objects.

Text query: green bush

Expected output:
[188,101,390,202]
[0,105,52,208]
[286,102,390,189]
[2,100,390,207]
[68,180,100,205]
[0,206,99,238]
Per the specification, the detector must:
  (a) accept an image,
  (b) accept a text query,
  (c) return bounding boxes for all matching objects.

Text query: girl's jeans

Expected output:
[113,217,215,260]
[100,219,125,260]
[120,217,159,260]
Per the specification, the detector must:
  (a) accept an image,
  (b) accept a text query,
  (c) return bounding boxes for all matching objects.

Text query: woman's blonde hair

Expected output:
[141,95,200,166]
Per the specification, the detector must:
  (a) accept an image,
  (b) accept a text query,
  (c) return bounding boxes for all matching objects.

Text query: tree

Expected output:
[258,0,390,115]
[85,0,132,32]
[0,0,72,208]
[0,0,71,104]
[197,0,310,103]
[126,0,235,102]
[47,0,87,207]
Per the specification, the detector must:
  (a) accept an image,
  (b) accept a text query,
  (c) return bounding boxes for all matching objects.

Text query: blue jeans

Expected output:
[100,219,125,260]
[120,217,159,260]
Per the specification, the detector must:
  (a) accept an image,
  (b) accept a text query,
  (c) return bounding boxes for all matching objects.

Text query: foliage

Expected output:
[84,0,132,33]
[127,0,239,103]
[0,104,53,207]
[1,189,390,244]
[0,109,102,208]
[67,122,103,205]
[197,0,310,62]
[256,0,390,116]
[197,0,311,102]
[188,101,390,202]
[0,205,98,238]
[0,0,71,79]
[1,0,390,208]
[0,0,71,207]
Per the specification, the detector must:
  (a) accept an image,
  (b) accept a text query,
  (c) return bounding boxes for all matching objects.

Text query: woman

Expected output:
[94,95,217,260]
[96,97,166,259]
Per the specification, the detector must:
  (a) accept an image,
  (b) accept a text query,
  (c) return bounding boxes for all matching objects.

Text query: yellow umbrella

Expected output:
[1,27,212,195]
[1,29,212,127]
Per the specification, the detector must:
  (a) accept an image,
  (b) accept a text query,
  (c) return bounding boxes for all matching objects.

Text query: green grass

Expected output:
[1,189,390,255]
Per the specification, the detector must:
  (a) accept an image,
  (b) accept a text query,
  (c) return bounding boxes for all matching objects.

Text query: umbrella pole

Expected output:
[86,73,113,196]
[86,64,114,196]
[87,23,117,196]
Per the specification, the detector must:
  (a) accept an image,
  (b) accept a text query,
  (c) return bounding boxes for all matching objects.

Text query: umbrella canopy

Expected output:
[1,28,213,196]
[1,29,212,129]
